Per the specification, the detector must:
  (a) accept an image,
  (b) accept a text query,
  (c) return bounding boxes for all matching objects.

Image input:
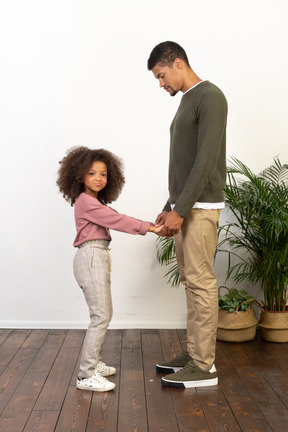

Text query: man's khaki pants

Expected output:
[174,208,220,371]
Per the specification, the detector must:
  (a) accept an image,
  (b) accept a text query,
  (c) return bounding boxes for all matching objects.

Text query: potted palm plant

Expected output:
[217,157,288,342]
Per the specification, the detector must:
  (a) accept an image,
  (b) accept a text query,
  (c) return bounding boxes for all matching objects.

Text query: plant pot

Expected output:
[217,309,258,342]
[258,310,288,343]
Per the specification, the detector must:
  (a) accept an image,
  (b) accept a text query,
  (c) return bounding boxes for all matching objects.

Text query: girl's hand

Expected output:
[149,224,164,236]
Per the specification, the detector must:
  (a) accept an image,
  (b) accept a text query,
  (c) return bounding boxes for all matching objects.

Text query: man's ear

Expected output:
[174,58,183,69]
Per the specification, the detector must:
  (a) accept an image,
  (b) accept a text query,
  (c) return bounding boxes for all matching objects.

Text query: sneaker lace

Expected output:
[175,351,190,359]
[92,372,107,384]
[96,361,107,372]
[176,361,195,375]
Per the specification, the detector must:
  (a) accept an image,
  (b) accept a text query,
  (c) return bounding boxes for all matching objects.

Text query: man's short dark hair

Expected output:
[147,41,190,70]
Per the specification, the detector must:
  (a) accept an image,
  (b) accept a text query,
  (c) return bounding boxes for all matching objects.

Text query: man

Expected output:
[148,41,227,388]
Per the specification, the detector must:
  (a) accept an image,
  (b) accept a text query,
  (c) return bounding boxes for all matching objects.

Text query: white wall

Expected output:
[0,0,287,329]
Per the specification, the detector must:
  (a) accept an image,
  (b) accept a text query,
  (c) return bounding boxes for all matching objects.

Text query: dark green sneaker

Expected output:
[162,360,218,388]
[156,351,193,374]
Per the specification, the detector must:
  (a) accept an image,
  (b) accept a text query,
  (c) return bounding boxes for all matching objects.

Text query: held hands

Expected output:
[148,210,169,236]
[149,224,164,235]
[155,210,184,237]
[155,211,168,226]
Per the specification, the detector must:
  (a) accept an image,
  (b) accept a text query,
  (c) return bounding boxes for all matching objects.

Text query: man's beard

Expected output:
[170,88,178,97]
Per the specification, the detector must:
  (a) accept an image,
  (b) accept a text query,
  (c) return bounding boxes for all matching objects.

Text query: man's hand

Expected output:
[155,211,169,226]
[163,210,184,236]
[155,210,184,237]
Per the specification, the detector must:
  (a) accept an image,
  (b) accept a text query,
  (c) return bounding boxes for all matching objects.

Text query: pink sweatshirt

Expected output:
[73,193,151,247]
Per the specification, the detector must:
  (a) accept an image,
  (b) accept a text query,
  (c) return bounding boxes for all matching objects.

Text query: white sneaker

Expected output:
[95,361,116,377]
[76,372,115,392]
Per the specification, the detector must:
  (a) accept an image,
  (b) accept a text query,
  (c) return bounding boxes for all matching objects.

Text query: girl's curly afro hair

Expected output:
[57,146,125,206]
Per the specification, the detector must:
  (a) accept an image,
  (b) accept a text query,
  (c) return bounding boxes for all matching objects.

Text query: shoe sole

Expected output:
[76,382,116,392]
[162,377,218,388]
[156,364,183,374]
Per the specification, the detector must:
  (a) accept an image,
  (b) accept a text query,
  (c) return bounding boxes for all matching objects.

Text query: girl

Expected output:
[57,146,162,392]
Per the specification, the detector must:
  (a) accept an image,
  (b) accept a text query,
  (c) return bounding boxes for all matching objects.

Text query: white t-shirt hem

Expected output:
[171,202,225,210]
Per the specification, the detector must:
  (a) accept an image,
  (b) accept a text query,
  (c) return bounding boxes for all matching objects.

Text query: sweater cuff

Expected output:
[173,204,187,218]
[139,221,151,235]
[163,203,172,212]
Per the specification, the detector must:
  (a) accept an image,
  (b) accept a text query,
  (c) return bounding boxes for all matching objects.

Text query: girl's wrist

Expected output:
[148,223,155,232]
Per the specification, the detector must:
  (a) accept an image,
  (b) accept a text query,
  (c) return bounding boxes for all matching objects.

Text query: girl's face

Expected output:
[83,161,108,198]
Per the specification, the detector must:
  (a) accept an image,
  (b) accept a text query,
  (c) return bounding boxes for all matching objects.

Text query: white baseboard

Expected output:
[0,320,186,330]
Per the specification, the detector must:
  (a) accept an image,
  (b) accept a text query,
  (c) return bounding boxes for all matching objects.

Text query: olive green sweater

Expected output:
[164,81,228,217]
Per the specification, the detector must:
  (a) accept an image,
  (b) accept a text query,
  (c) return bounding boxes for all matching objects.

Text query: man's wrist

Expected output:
[171,209,184,219]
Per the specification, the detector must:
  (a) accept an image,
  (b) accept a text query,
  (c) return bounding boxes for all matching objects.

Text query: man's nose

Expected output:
[159,78,165,88]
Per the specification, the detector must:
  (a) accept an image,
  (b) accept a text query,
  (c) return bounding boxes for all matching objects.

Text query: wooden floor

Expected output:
[0,329,288,432]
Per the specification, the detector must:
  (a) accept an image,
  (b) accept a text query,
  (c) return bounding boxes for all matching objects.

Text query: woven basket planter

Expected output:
[217,308,258,342]
[258,310,288,343]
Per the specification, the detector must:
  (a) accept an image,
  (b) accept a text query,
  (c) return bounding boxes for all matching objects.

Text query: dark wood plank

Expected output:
[170,387,210,432]
[140,329,159,334]
[0,330,31,366]
[118,348,148,432]
[281,344,288,356]
[0,328,21,375]
[226,399,274,432]
[61,329,86,349]
[242,337,288,407]
[48,329,69,335]
[122,329,141,349]
[70,346,83,387]
[100,329,123,368]
[216,341,252,401]
[221,341,288,431]
[142,332,180,432]
[216,341,273,432]
[159,329,183,361]
[54,385,92,432]
[0,335,65,432]
[0,330,13,347]
[21,330,49,349]
[86,373,120,432]
[23,411,59,432]
[197,388,241,432]
[0,348,37,416]
[177,328,187,351]
[34,330,84,411]
[250,340,288,376]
